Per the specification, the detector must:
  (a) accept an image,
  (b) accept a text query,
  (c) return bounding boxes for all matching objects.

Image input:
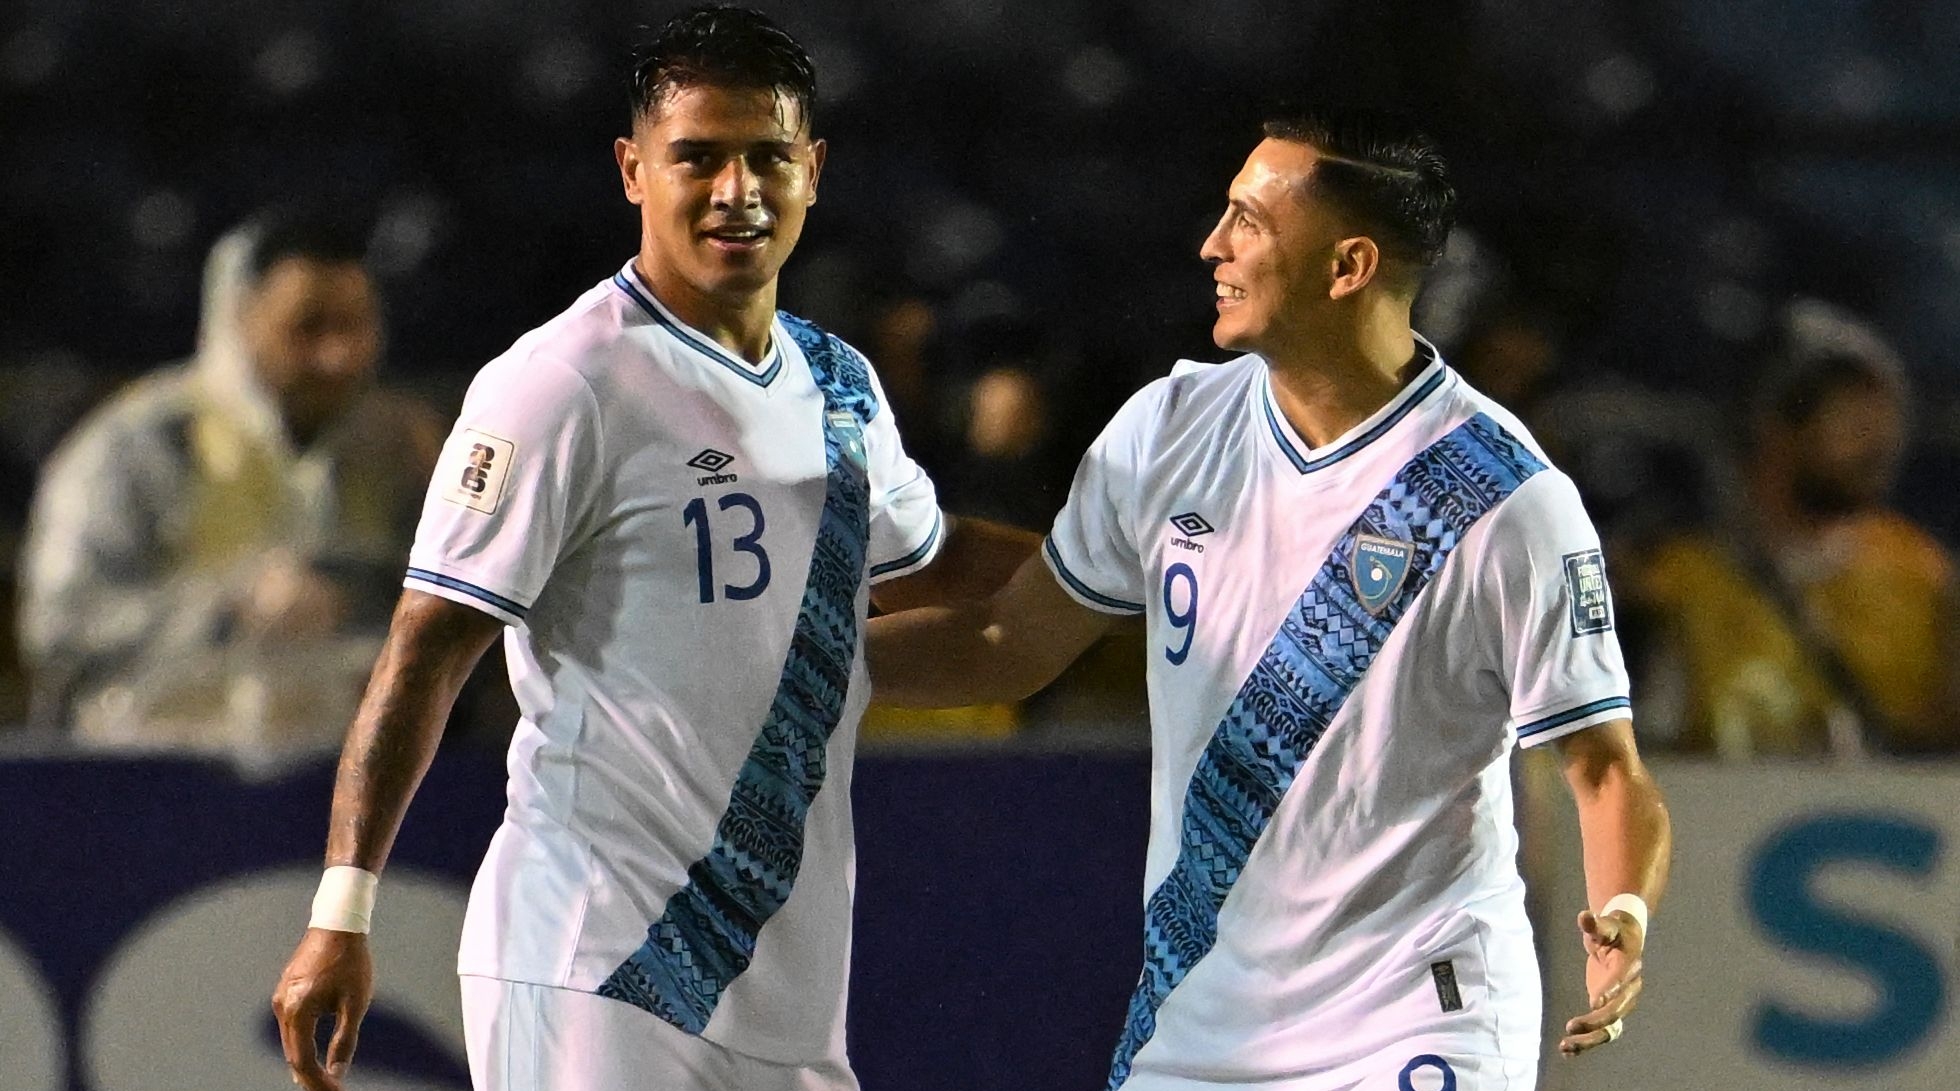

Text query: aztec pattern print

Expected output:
[1105,413,1546,1089]
[597,315,877,1033]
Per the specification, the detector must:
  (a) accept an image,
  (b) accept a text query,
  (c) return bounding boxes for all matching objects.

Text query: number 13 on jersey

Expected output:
[683,493,771,603]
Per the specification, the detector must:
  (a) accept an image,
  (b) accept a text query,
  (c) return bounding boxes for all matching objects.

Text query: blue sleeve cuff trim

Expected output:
[1044,537,1145,614]
[870,509,943,579]
[405,567,529,620]
[1517,696,1631,739]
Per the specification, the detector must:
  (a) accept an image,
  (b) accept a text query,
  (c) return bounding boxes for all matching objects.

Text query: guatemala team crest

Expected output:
[1351,534,1415,615]
[827,410,866,471]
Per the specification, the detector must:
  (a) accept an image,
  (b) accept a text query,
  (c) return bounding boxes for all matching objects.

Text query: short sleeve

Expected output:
[1478,471,1633,747]
[404,353,604,626]
[1041,381,1161,615]
[857,353,945,584]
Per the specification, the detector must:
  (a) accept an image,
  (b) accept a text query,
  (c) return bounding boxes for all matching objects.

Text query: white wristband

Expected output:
[309,866,379,934]
[1601,893,1649,937]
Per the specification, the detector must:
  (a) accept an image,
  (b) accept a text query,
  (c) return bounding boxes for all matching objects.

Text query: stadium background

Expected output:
[2,1,1957,1089]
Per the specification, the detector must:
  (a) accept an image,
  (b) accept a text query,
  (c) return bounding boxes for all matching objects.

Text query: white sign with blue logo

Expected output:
[1531,762,1958,1091]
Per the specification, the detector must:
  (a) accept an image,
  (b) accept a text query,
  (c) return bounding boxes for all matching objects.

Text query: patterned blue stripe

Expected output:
[1106,413,1546,1089]
[597,314,876,1032]
[403,568,527,619]
[1264,356,1447,475]
[1517,696,1631,739]
[611,271,784,388]
[1045,537,1146,613]
[870,509,943,578]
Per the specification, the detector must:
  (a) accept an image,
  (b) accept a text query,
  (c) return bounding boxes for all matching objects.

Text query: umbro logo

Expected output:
[688,448,739,486]
[1169,512,1213,554]
[687,449,734,472]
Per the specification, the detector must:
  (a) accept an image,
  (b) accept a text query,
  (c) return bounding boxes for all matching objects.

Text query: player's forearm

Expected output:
[870,514,1041,613]
[1570,750,1672,913]
[866,603,1052,707]
[929,515,1043,599]
[323,592,501,872]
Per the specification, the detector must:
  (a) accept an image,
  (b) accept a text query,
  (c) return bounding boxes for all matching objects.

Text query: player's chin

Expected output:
[693,253,782,296]
[1210,312,1254,352]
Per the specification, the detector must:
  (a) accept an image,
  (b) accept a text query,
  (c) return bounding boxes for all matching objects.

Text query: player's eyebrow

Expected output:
[1229,196,1270,222]
[667,137,797,158]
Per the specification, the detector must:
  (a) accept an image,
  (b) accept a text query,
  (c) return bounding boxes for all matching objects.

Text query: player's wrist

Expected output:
[1600,892,1649,937]
[309,866,379,934]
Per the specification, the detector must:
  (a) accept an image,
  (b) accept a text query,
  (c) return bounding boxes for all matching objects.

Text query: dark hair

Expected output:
[1262,106,1456,279]
[629,6,817,130]
[246,208,368,281]
[1755,299,1908,429]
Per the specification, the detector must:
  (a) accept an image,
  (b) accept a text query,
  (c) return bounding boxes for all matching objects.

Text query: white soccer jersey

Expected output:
[1044,340,1630,1091]
[404,260,943,1069]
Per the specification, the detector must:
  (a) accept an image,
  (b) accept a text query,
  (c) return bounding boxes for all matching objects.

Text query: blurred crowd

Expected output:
[2,0,1957,760]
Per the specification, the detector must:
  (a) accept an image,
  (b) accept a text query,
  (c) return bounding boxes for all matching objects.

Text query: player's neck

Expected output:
[633,256,778,364]
[1264,306,1420,450]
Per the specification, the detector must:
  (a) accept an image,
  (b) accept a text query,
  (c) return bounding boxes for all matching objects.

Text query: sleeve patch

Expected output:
[442,429,515,515]
[1563,549,1614,635]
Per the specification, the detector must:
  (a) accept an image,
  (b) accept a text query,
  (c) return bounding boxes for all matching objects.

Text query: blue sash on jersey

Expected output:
[597,315,876,1034]
[1106,413,1546,1089]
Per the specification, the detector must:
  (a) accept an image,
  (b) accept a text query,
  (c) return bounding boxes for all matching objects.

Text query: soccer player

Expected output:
[868,107,1673,1090]
[271,8,1031,1091]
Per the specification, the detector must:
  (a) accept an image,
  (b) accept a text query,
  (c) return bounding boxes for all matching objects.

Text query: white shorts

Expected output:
[459,975,859,1091]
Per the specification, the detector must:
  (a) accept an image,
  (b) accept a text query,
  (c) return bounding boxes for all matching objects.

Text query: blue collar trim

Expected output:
[611,268,782,388]
[1262,345,1448,475]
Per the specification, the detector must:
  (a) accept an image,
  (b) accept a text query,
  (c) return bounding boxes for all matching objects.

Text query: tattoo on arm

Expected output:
[324,591,503,871]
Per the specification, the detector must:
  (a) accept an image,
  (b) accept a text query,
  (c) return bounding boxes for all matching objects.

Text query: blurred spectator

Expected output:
[1630,300,1959,757]
[15,210,442,756]
[863,295,946,465]
[1454,298,1563,419]
[862,336,1061,745]
[945,366,1064,527]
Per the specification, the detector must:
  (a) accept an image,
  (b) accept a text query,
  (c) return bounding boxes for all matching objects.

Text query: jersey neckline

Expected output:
[611,261,784,388]
[1258,335,1450,475]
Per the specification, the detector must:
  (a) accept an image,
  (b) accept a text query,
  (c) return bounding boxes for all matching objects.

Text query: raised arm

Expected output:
[1554,719,1672,1057]
[869,545,1119,707]
[272,590,503,1091]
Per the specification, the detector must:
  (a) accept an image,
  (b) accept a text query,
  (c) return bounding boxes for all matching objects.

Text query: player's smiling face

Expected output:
[617,83,825,301]
[1199,139,1346,355]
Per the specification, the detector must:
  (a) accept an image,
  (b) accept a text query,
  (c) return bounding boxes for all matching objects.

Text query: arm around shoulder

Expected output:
[867,545,1118,707]
[869,513,1043,613]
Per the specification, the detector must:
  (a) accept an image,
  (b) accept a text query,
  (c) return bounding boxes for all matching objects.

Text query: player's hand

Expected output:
[1559,908,1644,1057]
[272,927,373,1090]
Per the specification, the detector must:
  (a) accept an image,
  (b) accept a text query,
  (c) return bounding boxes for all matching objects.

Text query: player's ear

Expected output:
[1328,236,1381,300]
[615,136,646,205]
[806,138,828,206]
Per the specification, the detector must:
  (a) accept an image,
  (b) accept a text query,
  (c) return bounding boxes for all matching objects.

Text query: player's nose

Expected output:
[710,157,761,210]
[1199,217,1231,264]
